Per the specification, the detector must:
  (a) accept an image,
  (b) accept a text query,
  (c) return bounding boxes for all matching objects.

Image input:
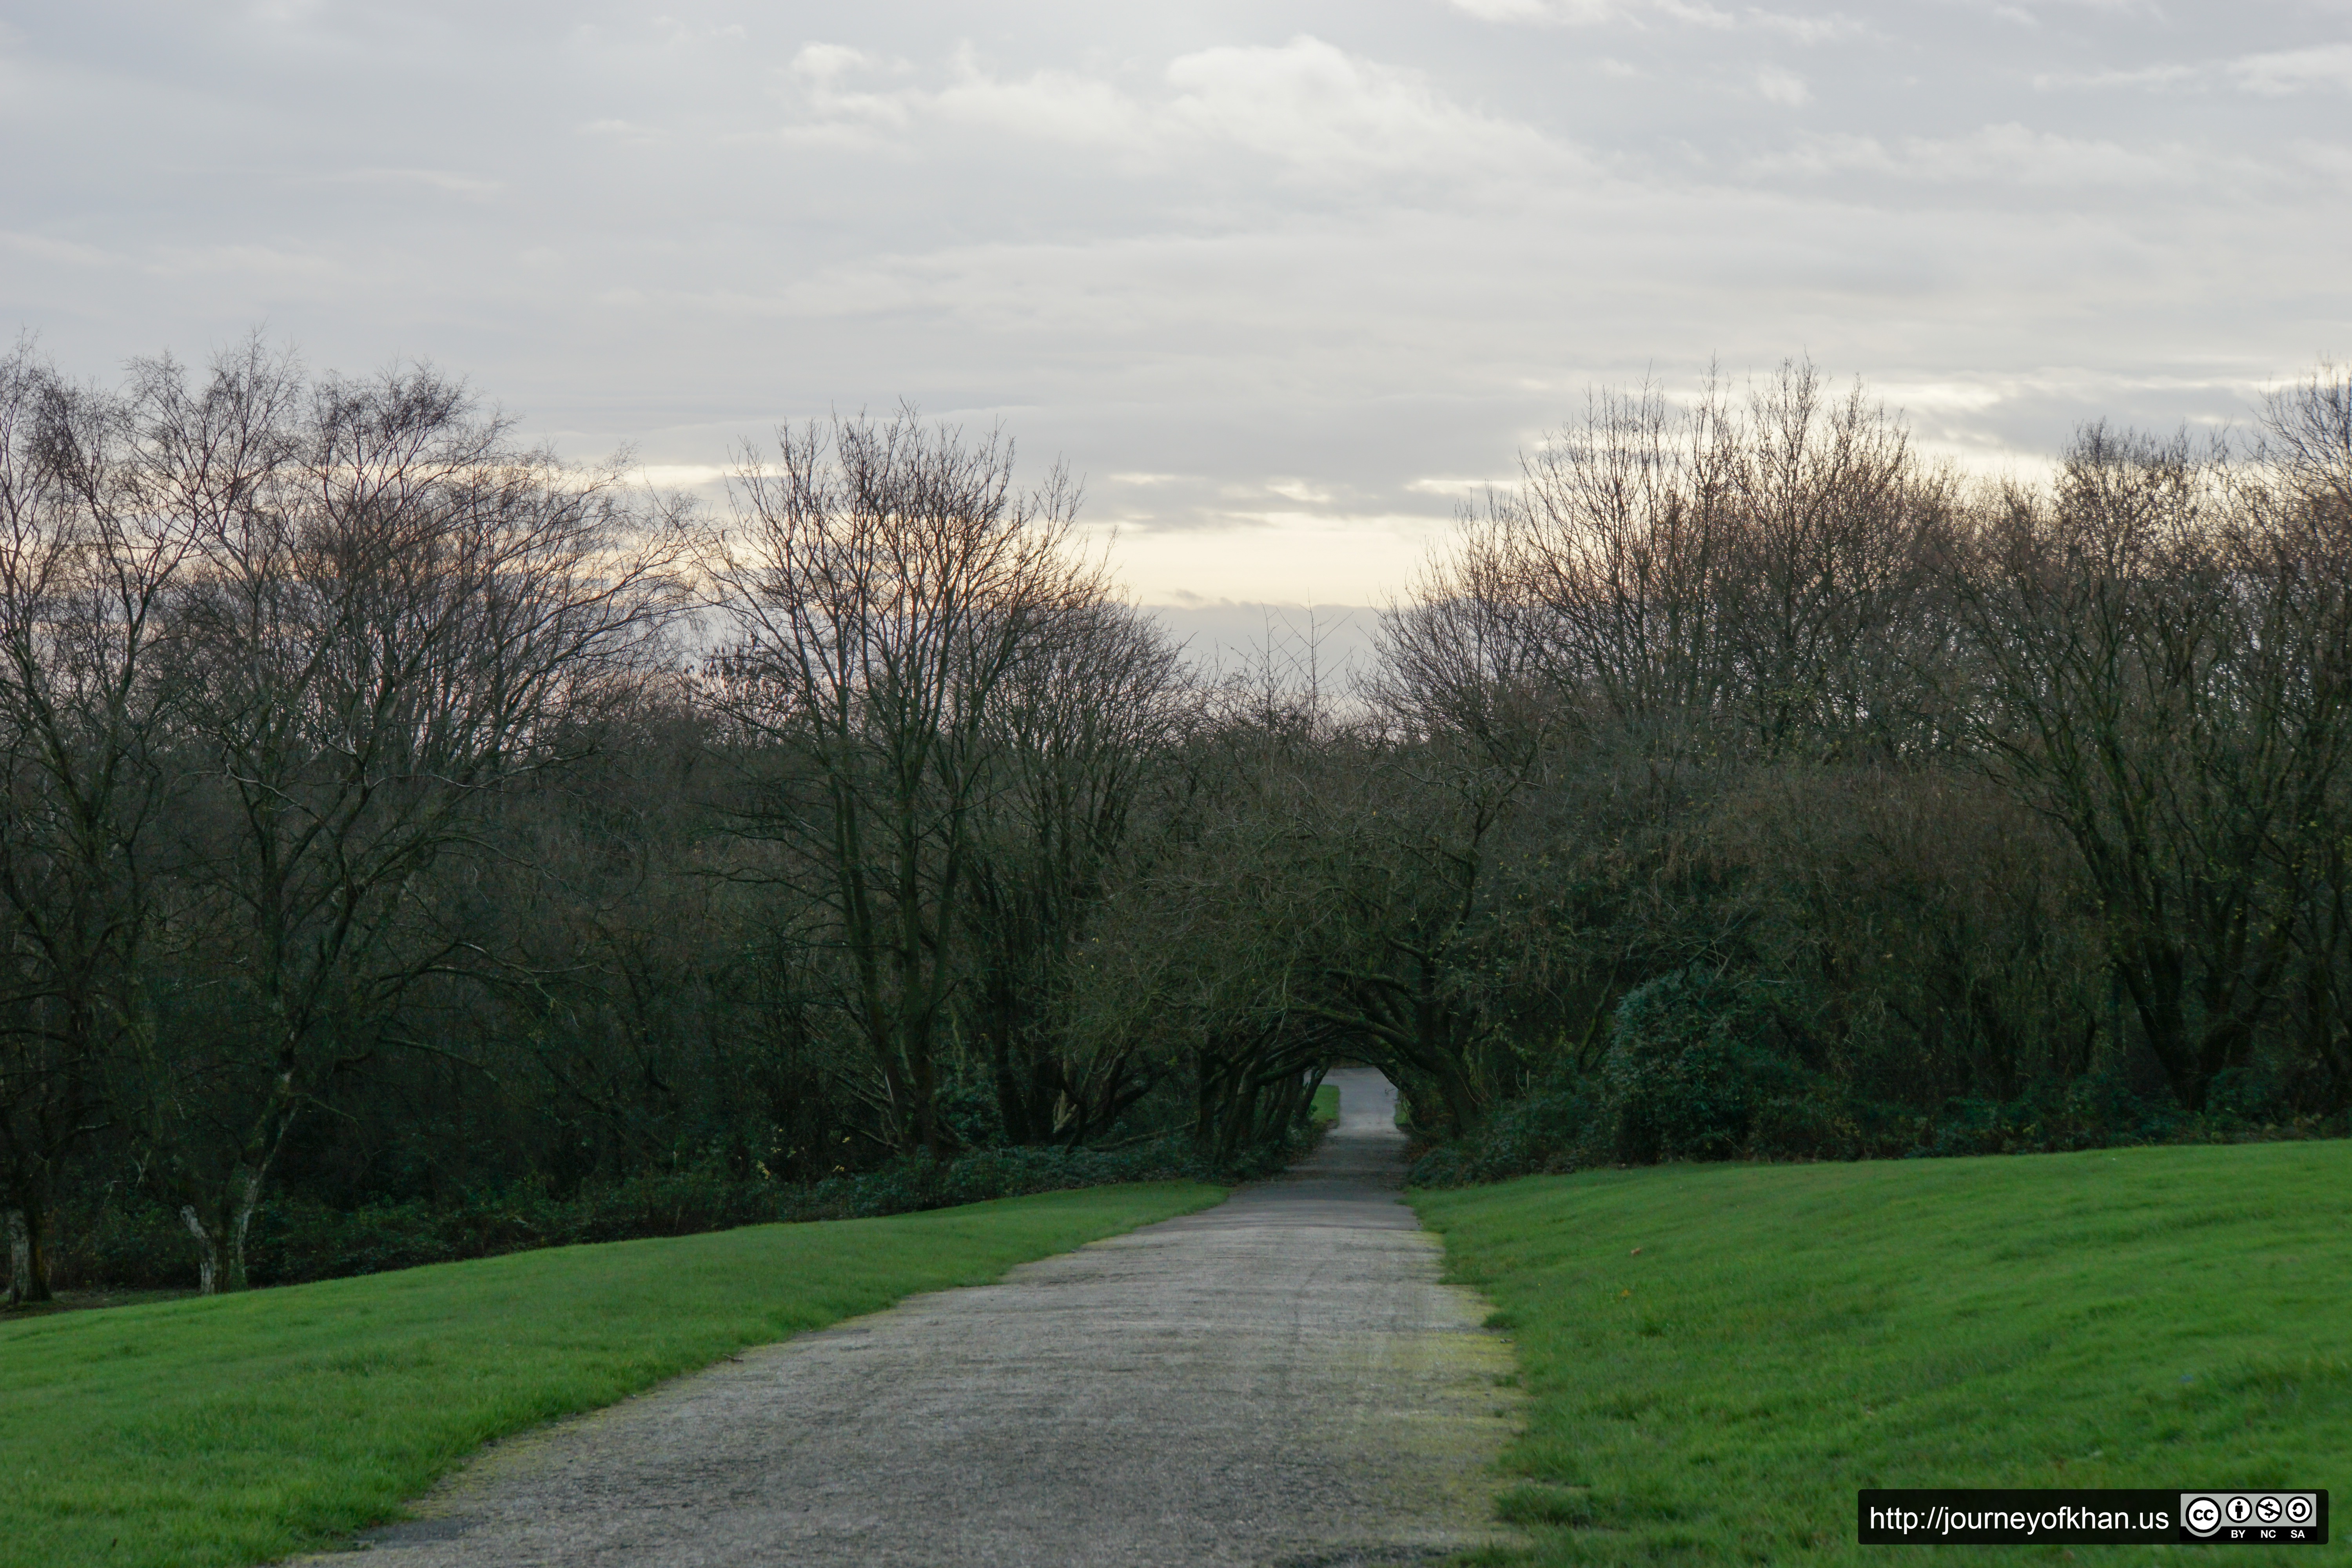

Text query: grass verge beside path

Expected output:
[1410,1143,2350,1566]
[1,1181,1222,1568]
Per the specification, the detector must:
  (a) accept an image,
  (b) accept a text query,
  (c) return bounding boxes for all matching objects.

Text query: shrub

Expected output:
[1407,1081,1598,1188]
[1404,1020,2348,1190]
[42,1125,1316,1294]
[1601,967,1812,1162]
[1408,970,1826,1185]
[1912,1072,2188,1158]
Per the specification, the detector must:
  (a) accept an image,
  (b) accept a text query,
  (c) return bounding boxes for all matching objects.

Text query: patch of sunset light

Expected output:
[1086,511,1450,606]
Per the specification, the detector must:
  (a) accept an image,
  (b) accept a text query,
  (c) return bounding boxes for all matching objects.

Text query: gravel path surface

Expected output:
[321,1068,1519,1567]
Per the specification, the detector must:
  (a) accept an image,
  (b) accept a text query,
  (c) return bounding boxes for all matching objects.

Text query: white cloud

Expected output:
[1753,123,2188,187]
[775,42,915,144]
[2031,47,2352,99]
[2031,63,2200,90]
[928,47,1154,148]
[788,42,882,87]
[628,464,733,488]
[1445,0,1562,18]
[2228,43,2352,95]
[1648,0,1738,24]
[769,36,1579,185]
[2031,44,2352,99]
[1750,11,1872,44]
[1443,0,1625,21]
[1440,0,1865,38]
[1755,66,1811,105]
[1405,476,1519,495]
[1161,38,1568,177]
[2,230,121,267]
[1870,379,2010,413]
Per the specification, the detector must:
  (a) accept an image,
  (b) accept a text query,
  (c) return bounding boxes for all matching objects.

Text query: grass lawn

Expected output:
[0,1181,1221,1568]
[1410,1142,2350,1566]
[1314,1083,1341,1126]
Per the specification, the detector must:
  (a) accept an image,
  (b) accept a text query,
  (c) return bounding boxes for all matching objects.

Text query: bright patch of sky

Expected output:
[4,1,2346,662]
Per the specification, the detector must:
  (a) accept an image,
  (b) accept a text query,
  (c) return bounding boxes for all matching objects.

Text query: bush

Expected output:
[1912,1072,2186,1158]
[1408,970,1823,1186]
[43,1125,1318,1293]
[1403,995,2350,1189]
[1601,967,1813,1162]
[1407,1081,1598,1188]
[779,1135,1209,1221]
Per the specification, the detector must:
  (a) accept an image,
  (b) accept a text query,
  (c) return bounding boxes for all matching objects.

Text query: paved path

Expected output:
[326,1068,1519,1566]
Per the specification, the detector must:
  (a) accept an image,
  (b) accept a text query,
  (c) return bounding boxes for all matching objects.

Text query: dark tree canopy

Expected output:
[6,348,2348,1301]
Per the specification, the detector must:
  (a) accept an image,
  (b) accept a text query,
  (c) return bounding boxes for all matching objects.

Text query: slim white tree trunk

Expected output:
[227,1168,265,1292]
[179,1205,219,1295]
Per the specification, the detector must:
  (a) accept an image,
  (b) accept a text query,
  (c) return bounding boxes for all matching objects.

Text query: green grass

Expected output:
[1314,1083,1341,1127]
[1410,1143,2350,1565]
[0,1181,1221,1568]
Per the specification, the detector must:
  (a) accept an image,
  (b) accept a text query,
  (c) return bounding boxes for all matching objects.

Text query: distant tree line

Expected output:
[3,342,2345,1300]
[1358,362,2352,1182]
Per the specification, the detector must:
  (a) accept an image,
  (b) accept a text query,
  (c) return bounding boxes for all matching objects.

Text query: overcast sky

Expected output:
[4,1,2347,652]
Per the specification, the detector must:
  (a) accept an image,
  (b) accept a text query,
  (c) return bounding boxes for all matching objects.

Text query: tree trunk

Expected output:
[179,1205,220,1296]
[913,1040,944,1157]
[224,1168,263,1292]
[18,1196,52,1303]
[988,995,1035,1145]
[6,1208,33,1305]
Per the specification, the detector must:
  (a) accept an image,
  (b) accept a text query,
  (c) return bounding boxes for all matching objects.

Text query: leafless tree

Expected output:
[965,597,1191,1145]
[1090,690,1347,1161]
[153,349,682,1290]
[2252,366,2352,1102]
[1305,539,1569,1134]
[1952,420,2352,1109]
[699,410,1094,1155]
[0,345,193,1301]
[1512,362,1947,759]
[1512,376,1739,726]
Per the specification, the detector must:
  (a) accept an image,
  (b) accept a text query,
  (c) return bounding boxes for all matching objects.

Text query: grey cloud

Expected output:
[1,1,2345,603]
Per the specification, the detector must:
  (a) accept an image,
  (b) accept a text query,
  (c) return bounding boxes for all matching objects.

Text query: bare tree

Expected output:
[965,597,1190,1145]
[1953,421,2352,1109]
[1298,537,1570,1135]
[0,346,194,1303]
[700,410,1092,1155]
[2262,363,2352,520]
[1514,362,1946,759]
[1091,694,1346,1162]
[1512,376,1740,726]
[2254,367,2352,1103]
[154,350,680,1290]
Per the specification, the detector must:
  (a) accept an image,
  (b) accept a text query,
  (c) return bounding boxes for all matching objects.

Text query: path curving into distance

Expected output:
[321,1068,1519,1567]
